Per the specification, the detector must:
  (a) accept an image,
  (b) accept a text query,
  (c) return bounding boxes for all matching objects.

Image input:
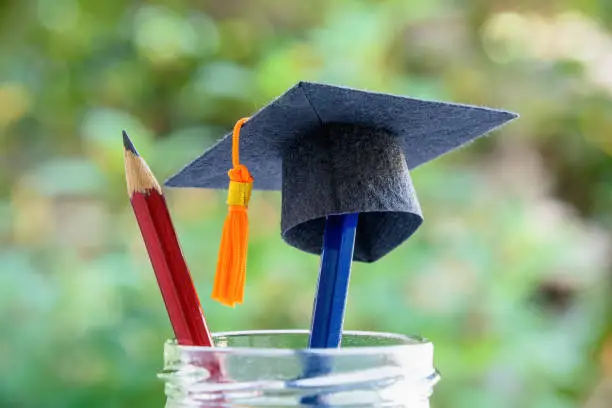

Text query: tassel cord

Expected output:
[212,117,253,306]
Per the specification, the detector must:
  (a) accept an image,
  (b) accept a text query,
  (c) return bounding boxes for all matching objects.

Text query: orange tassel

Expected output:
[212,118,253,307]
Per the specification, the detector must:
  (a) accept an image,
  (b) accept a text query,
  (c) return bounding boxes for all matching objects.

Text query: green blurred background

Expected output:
[1,0,612,407]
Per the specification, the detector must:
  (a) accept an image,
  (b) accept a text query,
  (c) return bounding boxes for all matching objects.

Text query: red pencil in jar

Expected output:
[123,131,213,347]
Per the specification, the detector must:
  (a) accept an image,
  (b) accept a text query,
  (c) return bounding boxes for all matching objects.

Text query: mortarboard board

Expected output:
[166,81,517,304]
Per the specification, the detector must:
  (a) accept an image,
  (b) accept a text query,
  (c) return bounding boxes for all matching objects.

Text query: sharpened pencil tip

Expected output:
[122,130,139,156]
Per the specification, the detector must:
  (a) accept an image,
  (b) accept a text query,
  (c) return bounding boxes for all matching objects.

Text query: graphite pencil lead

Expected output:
[122,130,139,156]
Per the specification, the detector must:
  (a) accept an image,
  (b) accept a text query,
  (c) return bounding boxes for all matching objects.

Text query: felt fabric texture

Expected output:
[281,124,422,262]
[165,81,518,261]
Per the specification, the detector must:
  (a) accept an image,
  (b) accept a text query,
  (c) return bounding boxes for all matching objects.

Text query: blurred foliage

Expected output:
[1,0,612,407]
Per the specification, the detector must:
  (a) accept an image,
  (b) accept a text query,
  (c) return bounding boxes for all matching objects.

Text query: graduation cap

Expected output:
[166,81,517,306]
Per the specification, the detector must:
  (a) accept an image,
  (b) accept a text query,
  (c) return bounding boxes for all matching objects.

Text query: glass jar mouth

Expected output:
[165,329,432,358]
[161,330,439,406]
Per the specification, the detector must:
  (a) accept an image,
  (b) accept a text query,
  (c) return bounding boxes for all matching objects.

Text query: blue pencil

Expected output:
[308,213,359,349]
[299,213,358,406]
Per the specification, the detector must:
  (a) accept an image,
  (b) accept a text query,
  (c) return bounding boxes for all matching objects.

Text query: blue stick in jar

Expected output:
[308,213,358,349]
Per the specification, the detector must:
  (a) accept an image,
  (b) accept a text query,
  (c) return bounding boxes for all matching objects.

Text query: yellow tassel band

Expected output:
[227,180,253,207]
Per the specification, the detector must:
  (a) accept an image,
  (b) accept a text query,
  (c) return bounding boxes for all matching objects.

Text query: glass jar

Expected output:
[159,330,439,407]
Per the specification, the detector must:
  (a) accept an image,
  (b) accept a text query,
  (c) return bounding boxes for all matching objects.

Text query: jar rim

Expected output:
[162,330,439,405]
[166,329,432,358]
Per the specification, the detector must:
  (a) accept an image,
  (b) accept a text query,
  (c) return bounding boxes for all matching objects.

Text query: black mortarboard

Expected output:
[166,81,517,265]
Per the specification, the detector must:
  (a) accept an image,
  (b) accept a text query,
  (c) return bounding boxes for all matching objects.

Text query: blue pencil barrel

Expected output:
[308,213,359,349]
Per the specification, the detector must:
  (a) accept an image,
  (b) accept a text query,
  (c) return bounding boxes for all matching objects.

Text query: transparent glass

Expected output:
[159,330,439,407]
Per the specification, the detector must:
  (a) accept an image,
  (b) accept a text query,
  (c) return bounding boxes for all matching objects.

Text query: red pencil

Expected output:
[123,131,213,347]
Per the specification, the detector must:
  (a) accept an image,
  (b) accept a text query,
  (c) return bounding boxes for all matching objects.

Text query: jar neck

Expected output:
[160,330,439,408]
[162,367,438,407]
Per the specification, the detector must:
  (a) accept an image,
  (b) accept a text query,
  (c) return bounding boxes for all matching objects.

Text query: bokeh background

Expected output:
[1,0,612,407]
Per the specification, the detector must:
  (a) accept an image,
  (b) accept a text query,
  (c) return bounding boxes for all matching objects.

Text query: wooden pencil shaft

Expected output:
[123,140,213,347]
[131,190,213,347]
